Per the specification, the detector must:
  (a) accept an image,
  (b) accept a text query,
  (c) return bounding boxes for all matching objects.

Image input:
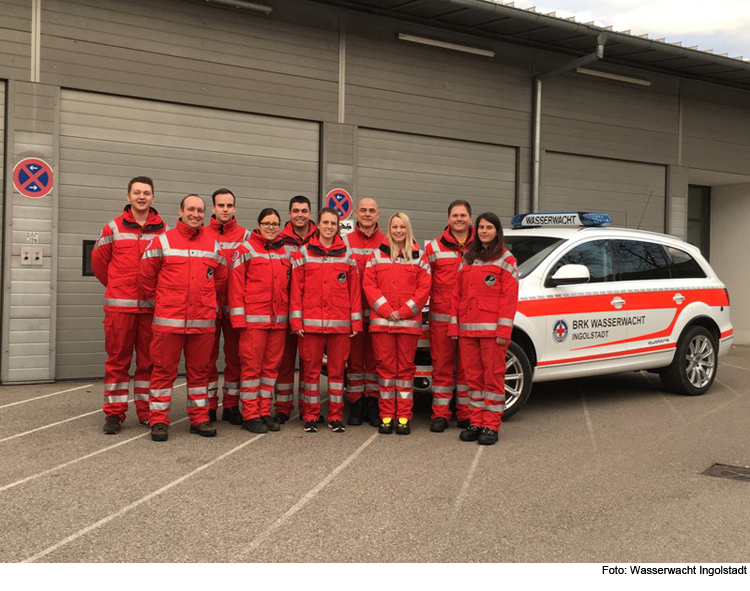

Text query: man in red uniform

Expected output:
[139,194,227,442]
[205,188,250,425]
[93,176,167,435]
[272,195,316,424]
[422,200,474,433]
[342,197,385,426]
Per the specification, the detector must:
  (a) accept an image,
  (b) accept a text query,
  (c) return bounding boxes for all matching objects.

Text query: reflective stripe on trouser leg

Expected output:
[148,330,184,427]
[372,332,397,420]
[102,310,138,420]
[184,332,214,425]
[457,336,484,427]
[345,330,366,403]
[479,338,509,432]
[395,333,419,420]
[455,339,470,422]
[239,328,287,419]
[298,333,325,422]
[221,316,242,409]
[363,327,379,399]
[133,313,154,422]
[273,331,298,417]
[207,323,222,409]
[324,333,351,422]
[429,323,457,420]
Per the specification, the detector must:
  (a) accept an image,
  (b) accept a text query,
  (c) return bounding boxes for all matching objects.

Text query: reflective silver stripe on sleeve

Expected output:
[351,312,362,321]
[186,319,216,328]
[104,382,130,391]
[104,394,129,403]
[187,398,209,407]
[450,316,458,324]
[369,318,421,329]
[104,298,139,307]
[459,322,497,331]
[430,313,450,322]
[432,251,458,260]
[229,308,245,316]
[290,311,303,319]
[149,401,171,410]
[95,235,113,248]
[292,257,306,269]
[372,296,388,311]
[497,317,514,327]
[112,234,139,242]
[405,299,419,315]
[302,319,351,328]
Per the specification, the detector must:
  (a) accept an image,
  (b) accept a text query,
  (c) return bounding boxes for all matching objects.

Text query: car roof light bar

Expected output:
[511,212,612,228]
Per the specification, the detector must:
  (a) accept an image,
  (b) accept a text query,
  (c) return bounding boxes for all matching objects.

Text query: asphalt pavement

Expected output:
[1,347,749,563]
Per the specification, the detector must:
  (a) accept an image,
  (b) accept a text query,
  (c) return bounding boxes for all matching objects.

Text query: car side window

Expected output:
[615,240,671,281]
[548,239,614,284]
[665,246,707,279]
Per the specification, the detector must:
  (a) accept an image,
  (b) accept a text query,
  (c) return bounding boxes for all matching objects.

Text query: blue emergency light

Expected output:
[511,212,612,228]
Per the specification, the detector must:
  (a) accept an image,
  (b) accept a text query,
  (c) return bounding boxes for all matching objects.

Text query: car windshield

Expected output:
[505,235,566,278]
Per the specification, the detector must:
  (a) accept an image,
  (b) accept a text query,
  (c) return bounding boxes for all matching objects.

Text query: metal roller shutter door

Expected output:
[57,90,319,379]
[356,129,516,243]
[542,153,666,232]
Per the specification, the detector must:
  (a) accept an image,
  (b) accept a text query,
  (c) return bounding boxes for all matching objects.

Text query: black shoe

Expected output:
[459,425,481,442]
[317,414,325,424]
[103,415,121,435]
[190,422,217,437]
[261,415,280,432]
[396,419,411,435]
[430,417,449,433]
[273,411,289,425]
[151,423,168,442]
[456,419,471,429]
[347,397,364,426]
[366,397,380,427]
[478,428,498,446]
[242,418,268,434]
[304,421,318,433]
[378,418,393,434]
[328,420,346,433]
[208,409,218,423]
[222,406,242,425]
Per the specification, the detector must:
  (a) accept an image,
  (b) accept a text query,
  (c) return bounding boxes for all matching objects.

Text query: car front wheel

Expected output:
[659,325,718,396]
[503,341,533,419]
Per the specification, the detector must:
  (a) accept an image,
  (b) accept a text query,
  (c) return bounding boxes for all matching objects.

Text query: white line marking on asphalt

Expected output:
[451,446,483,519]
[242,431,379,555]
[719,361,750,372]
[656,392,688,424]
[22,431,265,563]
[580,393,600,456]
[0,383,186,445]
[0,384,94,410]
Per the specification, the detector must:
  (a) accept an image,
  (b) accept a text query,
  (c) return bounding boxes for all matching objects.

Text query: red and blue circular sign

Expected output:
[553,319,568,343]
[326,188,353,221]
[13,158,54,199]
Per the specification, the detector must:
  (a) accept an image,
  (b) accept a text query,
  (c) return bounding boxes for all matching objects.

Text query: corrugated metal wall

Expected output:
[56,90,320,379]
[541,152,666,232]
[356,129,517,242]
[0,0,31,80]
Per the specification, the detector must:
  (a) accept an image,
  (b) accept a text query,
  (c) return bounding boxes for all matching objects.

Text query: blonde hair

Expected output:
[387,212,416,261]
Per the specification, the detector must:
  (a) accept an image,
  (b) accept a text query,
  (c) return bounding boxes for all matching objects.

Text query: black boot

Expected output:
[366,397,380,427]
[347,397,364,426]
[459,425,481,442]
[478,428,498,446]
[261,415,280,432]
[222,406,242,425]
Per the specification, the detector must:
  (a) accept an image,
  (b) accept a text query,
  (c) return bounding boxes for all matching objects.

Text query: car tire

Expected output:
[503,341,533,419]
[659,325,718,396]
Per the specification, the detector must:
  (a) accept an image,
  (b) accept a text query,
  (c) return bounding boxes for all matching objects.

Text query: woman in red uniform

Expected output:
[364,212,431,435]
[290,208,363,433]
[449,212,519,446]
[228,208,290,433]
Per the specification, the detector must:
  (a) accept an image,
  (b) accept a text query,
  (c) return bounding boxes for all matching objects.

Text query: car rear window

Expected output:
[665,246,707,279]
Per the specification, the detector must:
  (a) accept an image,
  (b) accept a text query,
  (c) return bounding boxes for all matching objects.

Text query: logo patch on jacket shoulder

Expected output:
[484,274,496,286]
[232,251,240,261]
[338,272,346,283]
[206,268,214,279]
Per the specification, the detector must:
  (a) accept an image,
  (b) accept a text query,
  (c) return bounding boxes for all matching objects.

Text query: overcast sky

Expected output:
[512,0,750,58]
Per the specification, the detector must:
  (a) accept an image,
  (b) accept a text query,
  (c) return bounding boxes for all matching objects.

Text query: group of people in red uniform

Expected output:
[93,176,518,446]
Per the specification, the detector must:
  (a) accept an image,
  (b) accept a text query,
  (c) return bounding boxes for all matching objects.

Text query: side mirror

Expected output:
[548,264,590,287]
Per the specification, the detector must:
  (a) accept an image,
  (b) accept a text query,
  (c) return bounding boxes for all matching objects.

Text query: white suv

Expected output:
[417,212,733,419]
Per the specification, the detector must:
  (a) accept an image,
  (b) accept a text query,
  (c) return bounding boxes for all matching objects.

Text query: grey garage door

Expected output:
[356,129,516,243]
[57,90,320,379]
[542,152,666,232]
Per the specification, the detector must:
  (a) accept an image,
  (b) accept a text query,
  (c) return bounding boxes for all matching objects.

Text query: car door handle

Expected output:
[673,292,685,305]
[611,297,625,309]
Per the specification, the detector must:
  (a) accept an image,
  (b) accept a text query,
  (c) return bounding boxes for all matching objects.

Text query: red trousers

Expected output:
[102,311,153,422]
[238,328,287,420]
[274,331,303,417]
[298,333,350,422]
[149,331,214,427]
[430,323,469,421]
[345,326,379,403]
[458,337,508,431]
[208,315,242,410]
[372,333,419,420]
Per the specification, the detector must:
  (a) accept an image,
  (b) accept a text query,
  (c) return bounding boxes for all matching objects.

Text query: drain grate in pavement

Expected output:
[703,463,750,482]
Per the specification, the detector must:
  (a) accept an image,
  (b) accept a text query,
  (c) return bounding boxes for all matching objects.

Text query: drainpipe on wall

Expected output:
[531,34,608,211]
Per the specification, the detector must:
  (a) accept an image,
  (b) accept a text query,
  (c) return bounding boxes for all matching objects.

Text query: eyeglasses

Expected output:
[259,222,280,228]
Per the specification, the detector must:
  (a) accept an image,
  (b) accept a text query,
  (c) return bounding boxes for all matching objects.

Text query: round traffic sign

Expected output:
[13,158,54,199]
[326,188,353,221]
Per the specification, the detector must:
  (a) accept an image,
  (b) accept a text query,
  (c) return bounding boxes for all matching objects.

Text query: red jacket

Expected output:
[363,242,431,335]
[228,229,290,330]
[279,220,316,257]
[342,223,386,321]
[138,220,228,334]
[205,216,250,316]
[448,249,519,340]
[421,226,475,325]
[92,206,167,314]
[290,233,363,334]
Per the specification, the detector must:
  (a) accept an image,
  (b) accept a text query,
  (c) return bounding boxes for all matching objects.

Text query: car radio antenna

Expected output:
[636,190,654,230]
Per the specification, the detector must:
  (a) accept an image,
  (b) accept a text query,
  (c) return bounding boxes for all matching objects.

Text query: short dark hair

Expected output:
[128,176,154,193]
[211,188,235,206]
[180,194,204,209]
[257,207,281,225]
[448,199,472,216]
[289,195,311,210]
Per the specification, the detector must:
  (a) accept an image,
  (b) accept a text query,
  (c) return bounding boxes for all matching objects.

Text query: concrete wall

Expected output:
[710,183,750,345]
